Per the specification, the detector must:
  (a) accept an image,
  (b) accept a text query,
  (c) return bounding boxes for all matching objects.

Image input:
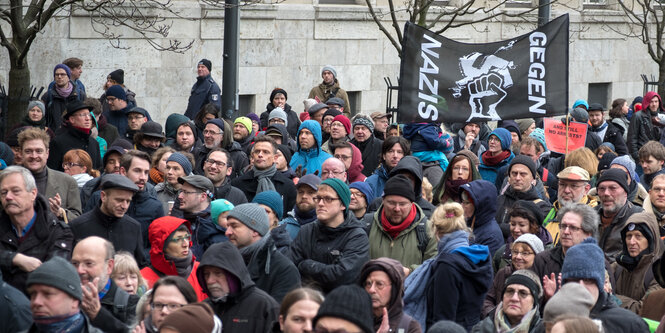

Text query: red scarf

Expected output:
[481,150,511,166]
[381,203,418,239]
[73,125,91,135]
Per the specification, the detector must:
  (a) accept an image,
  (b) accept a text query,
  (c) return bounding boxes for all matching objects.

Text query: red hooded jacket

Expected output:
[348,142,366,183]
[140,216,207,301]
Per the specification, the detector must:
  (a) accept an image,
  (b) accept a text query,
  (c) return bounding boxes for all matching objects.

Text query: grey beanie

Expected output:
[513,233,545,254]
[269,107,288,128]
[227,203,269,236]
[167,152,193,176]
[543,282,595,322]
[322,65,337,78]
[428,321,467,333]
[27,100,46,114]
[26,256,82,301]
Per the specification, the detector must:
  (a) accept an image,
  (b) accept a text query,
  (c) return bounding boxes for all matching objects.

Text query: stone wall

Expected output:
[0,0,657,126]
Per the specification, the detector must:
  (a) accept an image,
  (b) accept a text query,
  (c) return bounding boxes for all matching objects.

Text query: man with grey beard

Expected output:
[595,168,643,261]
[542,166,597,246]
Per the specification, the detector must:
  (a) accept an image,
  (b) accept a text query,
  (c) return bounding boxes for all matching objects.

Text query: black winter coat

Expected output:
[351,135,384,177]
[231,168,297,214]
[213,178,248,206]
[0,195,73,292]
[193,142,248,180]
[287,213,370,293]
[41,83,83,131]
[260,103,301,139]
[0,271,32,333]
[198,242,279,333]
[70,206,146,267]
[590,292,649,332]
[628,110,659,160]
[47,126,102,172]
[495,186,552,239]
[90,280,139,333]
[244,236,301,303]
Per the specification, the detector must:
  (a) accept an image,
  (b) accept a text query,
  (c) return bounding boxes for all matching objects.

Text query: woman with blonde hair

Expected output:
[149,146,175,185]
[564,147,599,179]
[63,149,100,188]
[112,251,148,297]
[429,202,470,240]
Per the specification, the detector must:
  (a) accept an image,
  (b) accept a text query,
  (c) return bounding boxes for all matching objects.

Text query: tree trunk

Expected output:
[659,60,665,99]
[5,49,30,133]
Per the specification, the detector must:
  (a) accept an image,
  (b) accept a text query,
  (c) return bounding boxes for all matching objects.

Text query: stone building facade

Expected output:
[0,0,657,125]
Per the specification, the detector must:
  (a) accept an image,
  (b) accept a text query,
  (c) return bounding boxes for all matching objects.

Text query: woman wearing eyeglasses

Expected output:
[141,216,208,302]
[472,270,544,333]
[132,276,198,333]
[63,149,100,188]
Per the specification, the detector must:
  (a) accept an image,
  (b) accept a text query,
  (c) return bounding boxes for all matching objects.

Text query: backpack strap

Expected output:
[415,219,431,256]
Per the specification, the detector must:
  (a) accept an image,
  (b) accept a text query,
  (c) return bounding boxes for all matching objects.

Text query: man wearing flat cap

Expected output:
[370,111,392,140]
[70,174,146,266]
[185,59,222,120]
[542,166,597,245]
[47,101,102,172]
[172,175,226,258]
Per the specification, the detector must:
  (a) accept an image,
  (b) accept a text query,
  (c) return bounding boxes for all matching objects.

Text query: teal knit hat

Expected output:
[321,178,351,209]
[211,199,234,224]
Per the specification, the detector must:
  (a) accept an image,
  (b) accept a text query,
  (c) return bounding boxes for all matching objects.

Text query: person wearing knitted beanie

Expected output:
[252,191,283,229]
[320,178,351,210]
[225,203,301,303]
[313,285,374,333]
[159,302,222,333]
[543,282,595,323]
[210,199,234,228]
[233,116,254,153]
[269,108,288,128]
[479,128,515,184]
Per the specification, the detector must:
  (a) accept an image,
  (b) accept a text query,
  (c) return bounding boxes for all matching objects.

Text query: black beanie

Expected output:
[512,200,545,226]
[598,152,618,173]
[383,174,416,202]
[270,88,287,101]
[199,59,212,72]
[109,69,124,85]
[597,168,630,194]
[313,285,374,333]
[509,155,538,179]
[277,144,292,165]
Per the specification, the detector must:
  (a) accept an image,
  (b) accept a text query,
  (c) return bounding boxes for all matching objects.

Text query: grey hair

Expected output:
[0,165,37,192]
[556,203,599,239]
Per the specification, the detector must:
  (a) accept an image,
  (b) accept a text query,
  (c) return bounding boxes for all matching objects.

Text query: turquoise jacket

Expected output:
[289,120,332,175]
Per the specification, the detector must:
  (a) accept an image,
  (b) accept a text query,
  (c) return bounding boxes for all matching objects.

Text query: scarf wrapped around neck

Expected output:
[34,311,85,333]
[482,150,511,166]
[438,229,470,254]
[493,303,537,333]
[381,203,417,239]
[55,81,74,98]
[165,251,194,278]
[254,164,277,192]
[150,167,164,184]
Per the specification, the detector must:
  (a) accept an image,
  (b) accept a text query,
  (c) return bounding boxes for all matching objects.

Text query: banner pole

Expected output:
[565,109,570,155]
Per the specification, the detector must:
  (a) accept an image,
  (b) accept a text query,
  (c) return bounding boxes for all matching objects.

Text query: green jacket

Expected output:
[367,204,438,271]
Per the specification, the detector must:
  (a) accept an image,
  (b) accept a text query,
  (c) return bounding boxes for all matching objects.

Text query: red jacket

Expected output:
[140,216,207,301]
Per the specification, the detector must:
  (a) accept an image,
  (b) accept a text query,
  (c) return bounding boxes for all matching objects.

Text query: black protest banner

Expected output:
[398,14,569,123]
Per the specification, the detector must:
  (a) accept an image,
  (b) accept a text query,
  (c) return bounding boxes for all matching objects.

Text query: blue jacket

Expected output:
[184,74,222,119]
[172,205,227,259]
[461,180,504,256]
[426,244,493,331]
[478,151,514,184]
[365,164,390,198]
[402,122,454,154]
[289,120,332,176]
[279,207,318,241]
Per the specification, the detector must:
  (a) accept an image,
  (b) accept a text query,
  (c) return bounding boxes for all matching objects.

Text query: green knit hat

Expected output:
[321,178,351,209]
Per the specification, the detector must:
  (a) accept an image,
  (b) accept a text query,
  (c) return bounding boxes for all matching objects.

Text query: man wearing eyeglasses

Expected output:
[364,175,437,276]
[71,236,140,333]
[644,174,665,236]
[123,107,148,141]
[542,166,597,245]
[71,174,146,267]
[232,136,296,213]
[532,203,599,297]
[103,85,133,137]
[172,175,225,258]
[203,148,247,205]
[46,101,102,173]
[288,178,369,293]
[320,158,347,182]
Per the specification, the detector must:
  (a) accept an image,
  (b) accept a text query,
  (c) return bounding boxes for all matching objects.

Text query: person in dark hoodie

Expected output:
[140,216,208,301]
[431,150,481,206]
[265,123,298,153]
[460,180,504,256]
[290,120,332,176]
[197,241,279,333]
[260,88,301,139]
[287,178,370,294]
[629,91,664,162]
[367,156,436,219]
[425,226,493,331]
[359,258,421,333]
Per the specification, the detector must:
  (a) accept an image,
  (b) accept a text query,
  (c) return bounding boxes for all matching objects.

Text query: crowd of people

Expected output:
[2,58,665,333]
